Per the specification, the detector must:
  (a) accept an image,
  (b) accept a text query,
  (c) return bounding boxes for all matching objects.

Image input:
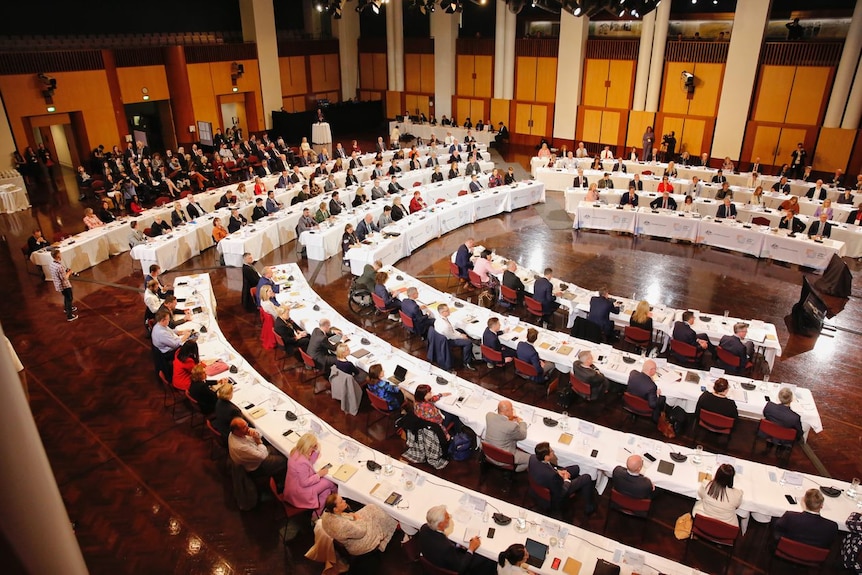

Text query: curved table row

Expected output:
[390,120,496,147]
[175,268,695,575]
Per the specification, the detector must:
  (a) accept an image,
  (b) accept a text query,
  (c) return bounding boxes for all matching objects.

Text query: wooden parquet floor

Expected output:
[1,153,861,574]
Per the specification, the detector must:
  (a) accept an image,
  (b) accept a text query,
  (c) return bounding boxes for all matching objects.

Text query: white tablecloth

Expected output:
[0,182,29,213]
[311,122,332,145]
[391,120,495,147]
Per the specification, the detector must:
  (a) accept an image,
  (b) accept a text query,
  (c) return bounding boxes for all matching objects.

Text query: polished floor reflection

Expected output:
[1,150,861,574]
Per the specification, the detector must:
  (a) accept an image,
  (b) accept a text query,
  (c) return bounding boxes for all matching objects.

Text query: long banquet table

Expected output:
[175,269,698,575]
[390,120,495,147]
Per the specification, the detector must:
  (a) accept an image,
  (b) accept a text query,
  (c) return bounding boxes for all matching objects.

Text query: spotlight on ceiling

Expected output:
[441,0,463,13]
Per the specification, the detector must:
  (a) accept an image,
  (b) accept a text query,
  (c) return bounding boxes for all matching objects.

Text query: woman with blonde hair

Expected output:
[748,186,764,206]
[585,182,600,202]
[259,284,281,319]
[283,433,337,515]
[629,300,653,333]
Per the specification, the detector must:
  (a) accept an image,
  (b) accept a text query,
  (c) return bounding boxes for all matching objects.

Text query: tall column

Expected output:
[712,0,771,159]
[553,12,589,141]
[385,1,404,92]
[493,0,507,99]
[644,0,670,111]
[333,4,360,101]
[431,9,458,119]
[0,94,17,163]
[0,323,88,575]
[502,6,516,100]
[240,0,283,129]
[825,0,862,127]
[841,50,862,129]
[632,10,656,112]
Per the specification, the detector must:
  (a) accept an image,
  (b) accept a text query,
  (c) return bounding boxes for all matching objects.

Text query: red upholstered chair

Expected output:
[155,196,171,206]
[524,469,552,513]
[669,338,703,368]
[751,216,771,226]
[715,346,753,376]
[479,441,517,493]
[569,372,594,402]
[770,536,830,570]
[268,477,313,543]
[684,514,740,575]
[457,189,468,196]
[623,326,652,353]
[603,488,653,542]
[524,296,545,325]
[696,409,736,445]
[366,389,399,436]
[435,198,446,204]
[259,309,276,350]
[621,392,653,426]
[500,284,519,308]
[419,556,458,575]
[467,270,484,291]
[752,418,799,460]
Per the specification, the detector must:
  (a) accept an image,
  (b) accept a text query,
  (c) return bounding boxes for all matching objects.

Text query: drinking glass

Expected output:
[560,411,568,431]
[692,445,703,465]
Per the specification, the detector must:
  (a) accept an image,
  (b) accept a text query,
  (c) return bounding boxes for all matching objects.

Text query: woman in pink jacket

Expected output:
[283,433,337,515]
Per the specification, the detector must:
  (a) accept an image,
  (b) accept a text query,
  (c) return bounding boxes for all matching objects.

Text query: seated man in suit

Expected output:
[516,328,554,383]
[306,318,342,374]
[772,176,791,194]
[650,191,677,211]
[401,287,434,338]
[806,179,828,200]
[275,170,291,189]
[533,267,562,327]
[251,198,268,222]
[672,310,713,368]
[227,208,248,233]
[719,322,756,374]
[482,316,515,363]
[571,350,609,400]
[388,174,405,195]
[454,238,475,283]
[694,377,739,423]
[773,489,838,550]
[528,442,596,518]
[355,213,379,242]
[612,455,654,512]
[329,191,345,216]
[807,212,833,239]
[627,359,666,423]
[619,184,639,207]
[596,172,614,189]
[630,173,644,191]
[415,505,496,575]
[370,178,387,200]
[761,387,804,451]
[572,168,588,188]
[716,196,737,219]
[711,169,727,184]
[778,209,806,234]
[501,260,525,305]
[468,174,483,193]
[588,287,621,340]
[434,303,476,371]
[484,400,529,472]
[254,266,280,307]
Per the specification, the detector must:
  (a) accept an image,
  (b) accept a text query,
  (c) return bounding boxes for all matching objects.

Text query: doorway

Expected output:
[219,94,247,140]
[124,100,175,154]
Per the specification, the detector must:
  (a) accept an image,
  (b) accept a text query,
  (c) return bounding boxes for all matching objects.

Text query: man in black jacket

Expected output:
[528,442,596,518]
[611,455,654,513]
[240,253,260,312]
[415,506,495,575]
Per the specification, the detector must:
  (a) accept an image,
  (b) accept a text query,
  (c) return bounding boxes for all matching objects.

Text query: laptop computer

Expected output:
[525,538,548,568]
[328,333,342,346]
[387,365,408,384]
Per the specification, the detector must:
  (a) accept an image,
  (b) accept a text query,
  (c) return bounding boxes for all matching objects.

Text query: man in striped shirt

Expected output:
[50,250,77,322]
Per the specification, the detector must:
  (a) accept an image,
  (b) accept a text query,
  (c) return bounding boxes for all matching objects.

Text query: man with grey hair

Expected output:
[773,488,838,549]
[501,260,525,306]
[761,387,803,451]
[400,286,434,338]
[484,400,529,472]
[718,322,755,375]
[571,350,609,401]
[255,266,279,308]
[306,318,341,374]
[415,505,495,574]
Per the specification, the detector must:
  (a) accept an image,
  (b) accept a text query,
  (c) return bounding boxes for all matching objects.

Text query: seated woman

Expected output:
[128,195,145,216]
[212,383,242,437]
[341,223,360,262]
[779,195,800,215]
[692,463,743,528]
[300,136,311,154]
[538,144,552,159]
[314,201,331,223]
[97,200,115,224]
[373,271,404,314]
[82,208,104,230]
[188,364,219,415]
[413,383,456,439]
[366,364,404,410]
[471,249,502,288]
[629,300,653,333]
[172,340,201,391]
[813,198,834,220]
[584,182,600,202]
[722,157,735,172]
[333,343,365,384]
[274,306,310,351]
[259,284,282,319]
[320,494,399,557]
[748,186,764,206]
[497,544,535,575]
[680,195,695,213]
[352,188,368,207]
[212,218,228,244]
[283,433,337,516]
[591,157,602,171]
[664,161,678,179]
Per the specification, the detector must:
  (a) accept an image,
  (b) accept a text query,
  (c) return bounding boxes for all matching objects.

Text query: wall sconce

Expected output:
[142,87,150,101]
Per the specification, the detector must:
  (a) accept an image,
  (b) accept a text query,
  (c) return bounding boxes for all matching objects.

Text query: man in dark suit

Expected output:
[673,311,713,368]
[186,198,206,220]
[711,169,727,184]
[482,316,515,363]
[718,322,755,374]
[572,169,588,188]
[528,442,596,517]
[588,287,620,339]
[571,350,609,400]
[468,174,483,193]
[240,253,260,312]
[761,387,804,448]
[516,328,553,382]
[255,266,280,307]
[227,208,247,233]
[630,173,644,191]
[533,267,561,327]
[251,198,268,222]
[778,209,806,233]
[388,175,405,195]
[425,153,439,168]
[694,377,738,422]
[627,359,665,422]
[619,185,639,207]
[495,121,509,146]
[415,505,496,575]
[355,213,378,242]
[401,287,434,338]
[806,180,827,200]
[501,260,525,306]
[306,318,340,373]
[848,208,862,226]
[650,191,677,211]
[773,489,838,549]
[26,229,49,255]
[454,238,475,282]
[349,151,363,169]
[716,197,737,219]
[807,213,832,238]
[464,156,482,177]
[612,455,654,514]
[772,176,791,194]
[329,191,344,216]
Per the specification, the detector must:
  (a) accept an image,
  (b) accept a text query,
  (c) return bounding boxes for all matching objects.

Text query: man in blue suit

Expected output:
[761,387,803,450]
[515,328,554,383]
[255,266,280,307]
[482,316,515,364]
[627,359,665,423]
[587,287,620,340]
[773,489,838,550]
[528,442,596,518]
[533,268,561,327]
[716,196,737,219]
[401,287,434,338]
[454,238,475,283]
[718,322,755,374]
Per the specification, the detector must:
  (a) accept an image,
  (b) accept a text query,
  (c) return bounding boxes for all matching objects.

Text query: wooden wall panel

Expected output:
[776,128,808,164]
[279,56,308,96]
[681,118,706,156]
[514,102,532,134]
[749,125,783,164]
[686,63,723,118]
[785,67,830,126]
[405,54,422,93]
[372,53,387,90]
[456,98,472,124]
[385,91,402,118]
[490,99,509,126]
[813,127,855,172]
[534,58,557,103]
[600,110,620,145]
[309,54,340,94]
[405,94,430,117]
[752,66,794,123]
[582,59,608,107]
[661,62,690,115]
[532,104,548,136]
[474,55,493,98]
[420,54,434,93]
[117,65,169,104]
[187,60,264,131]
[281,95,307,113]
[359,90,382,101]
[606,60,634,110]
[457,55,474,96]
[581,109,602,142]
[360,53,387,91]
[186,63,220,130]
[659,117,685,146]
[625,111,655,148]
[515,57,536,102]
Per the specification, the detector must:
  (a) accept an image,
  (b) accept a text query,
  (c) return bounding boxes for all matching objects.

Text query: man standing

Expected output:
[627,359,665,423]
[790,143,807,180]
[241,253,260,312]
[588,287,621,339]
[484,400,529,472]
[528,442,596,518]
[50,250,77,322]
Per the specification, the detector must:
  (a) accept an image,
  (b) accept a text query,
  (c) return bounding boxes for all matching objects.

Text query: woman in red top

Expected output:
[656,176,674,193]
[409,191,427,213]
[172,340,202,391]
[128,196,145,216]
[253,176,266,196]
